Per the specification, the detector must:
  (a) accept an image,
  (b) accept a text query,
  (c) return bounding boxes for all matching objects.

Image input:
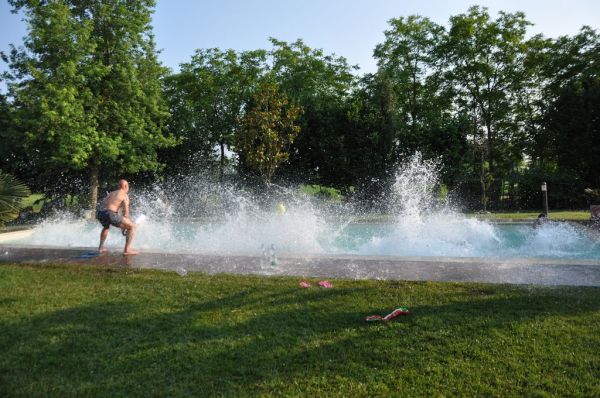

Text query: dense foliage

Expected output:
[235,79,301,185]
[1,2,599,210]
[1,0,175,210]
[0,170,30,224]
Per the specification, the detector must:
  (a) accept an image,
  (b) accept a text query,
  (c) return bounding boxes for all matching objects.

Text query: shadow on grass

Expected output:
[1,281,599,397]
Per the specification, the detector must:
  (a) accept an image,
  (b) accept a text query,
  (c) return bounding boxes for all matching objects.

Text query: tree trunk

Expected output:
[219,141,225,182]
[480,156,488,212]
[411,65,418,136]
[90,166,99,212]
[479,142,489,212]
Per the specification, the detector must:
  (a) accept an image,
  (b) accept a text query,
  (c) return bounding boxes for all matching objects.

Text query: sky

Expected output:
[1,0,600,85]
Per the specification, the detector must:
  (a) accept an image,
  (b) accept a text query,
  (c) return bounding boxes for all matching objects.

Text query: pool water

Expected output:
[6,215,600,260]
[333,222,600,259]
[9,154,598,260]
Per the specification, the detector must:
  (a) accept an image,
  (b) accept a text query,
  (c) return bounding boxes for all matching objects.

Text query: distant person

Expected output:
[96,179,139,255]
[533,213,547,229]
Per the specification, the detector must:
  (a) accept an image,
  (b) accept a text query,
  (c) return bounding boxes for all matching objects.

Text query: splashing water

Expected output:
[353,153,503,257]
[354,153,599,258]
[12,154,600,259]
[22,181,332,254]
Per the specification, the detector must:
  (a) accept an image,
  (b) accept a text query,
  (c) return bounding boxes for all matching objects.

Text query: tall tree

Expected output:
[514,34,554,166]
[162,48,266,179]
[268,38,357,185]
[443,6,532,210]
[3,0,175,210]
[544,27,600,96]
[343,73,397,202]
[547,77,600,189]
[372,16,469,196]
[521,28,600,167]
[235,79,301,185]
[0,91,14,171]
[373,16,448,155]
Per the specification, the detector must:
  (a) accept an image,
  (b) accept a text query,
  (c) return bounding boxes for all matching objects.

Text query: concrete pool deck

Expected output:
[1,244,600,286]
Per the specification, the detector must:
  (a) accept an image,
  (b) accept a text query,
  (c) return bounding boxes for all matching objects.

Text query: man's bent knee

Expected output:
[120,221,135,230]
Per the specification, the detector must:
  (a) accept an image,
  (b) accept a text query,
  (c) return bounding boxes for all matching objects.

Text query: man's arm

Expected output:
[122,194,130,219]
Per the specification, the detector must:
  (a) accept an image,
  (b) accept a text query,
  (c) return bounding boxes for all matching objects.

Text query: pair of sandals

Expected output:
[299,280,333,288]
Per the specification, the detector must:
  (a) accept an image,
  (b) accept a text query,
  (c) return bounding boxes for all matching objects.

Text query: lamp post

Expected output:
[541,182,548,216]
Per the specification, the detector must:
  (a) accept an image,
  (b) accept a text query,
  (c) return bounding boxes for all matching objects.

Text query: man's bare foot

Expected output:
[123,250,140,256]
[98,248,107,254]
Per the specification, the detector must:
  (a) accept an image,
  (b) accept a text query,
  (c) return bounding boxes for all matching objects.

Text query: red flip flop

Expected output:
[366,307,411,322]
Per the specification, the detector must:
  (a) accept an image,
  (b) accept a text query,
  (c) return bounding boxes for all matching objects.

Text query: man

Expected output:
[533,213,547,229]
[96,179,139,255]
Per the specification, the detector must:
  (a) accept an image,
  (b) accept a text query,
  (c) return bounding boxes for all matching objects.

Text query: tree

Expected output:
[544,27,600,96]
[373,16,449,156]
[162,48,266,180]
[342,73,397,202]
[235,80,301,185]
[547,77,600,189]
[268,39,357,185]
[443,6,533,210]
[3,0,175,210]
[513,34,554,167]
[0,91,15,171]
[522,28,600,207]
[372,15,469,197]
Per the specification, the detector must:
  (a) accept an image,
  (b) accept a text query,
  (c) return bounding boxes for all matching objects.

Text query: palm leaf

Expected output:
[0,171,31,223]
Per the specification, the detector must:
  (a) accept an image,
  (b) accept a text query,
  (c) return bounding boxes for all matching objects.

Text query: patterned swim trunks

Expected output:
[96,210,124,228]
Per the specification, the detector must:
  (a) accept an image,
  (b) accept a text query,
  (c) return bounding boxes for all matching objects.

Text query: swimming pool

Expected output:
[4,215,599,260]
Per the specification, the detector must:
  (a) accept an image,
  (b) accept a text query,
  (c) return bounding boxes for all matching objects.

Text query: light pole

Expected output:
[541,182,548,216]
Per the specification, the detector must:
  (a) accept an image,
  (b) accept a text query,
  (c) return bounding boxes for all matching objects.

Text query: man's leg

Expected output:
[98,227,109,253]
[120,218,139,255]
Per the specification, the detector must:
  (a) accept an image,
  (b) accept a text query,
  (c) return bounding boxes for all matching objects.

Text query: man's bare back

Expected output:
[96,179,139,255]
[101,189,130,216]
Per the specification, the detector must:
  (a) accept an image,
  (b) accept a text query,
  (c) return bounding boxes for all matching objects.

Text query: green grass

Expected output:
[299,185,343,202]
[352,210,591,223]
[469,211,590,221]
[1,264,599,397]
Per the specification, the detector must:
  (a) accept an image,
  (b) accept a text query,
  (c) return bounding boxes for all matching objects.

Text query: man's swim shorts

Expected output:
[96,210,124,228]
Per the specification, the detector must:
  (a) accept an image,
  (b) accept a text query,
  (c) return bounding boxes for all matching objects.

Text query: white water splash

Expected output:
[354,153,599,258]
[23,186,331,254]
[11,155,600,259]
[355,153,504,256]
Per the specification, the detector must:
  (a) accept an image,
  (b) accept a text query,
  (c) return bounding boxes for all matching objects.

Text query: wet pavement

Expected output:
[1,244,600,286]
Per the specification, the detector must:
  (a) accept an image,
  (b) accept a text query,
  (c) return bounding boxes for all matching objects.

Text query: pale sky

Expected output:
[1,0,599,88]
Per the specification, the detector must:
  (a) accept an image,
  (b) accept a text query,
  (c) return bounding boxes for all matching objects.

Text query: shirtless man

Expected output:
[96,179,139,255]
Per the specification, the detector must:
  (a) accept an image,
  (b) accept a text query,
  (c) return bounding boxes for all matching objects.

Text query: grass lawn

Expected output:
[351,211,591,223]
[467,210,591,221]
[0,264,599,397]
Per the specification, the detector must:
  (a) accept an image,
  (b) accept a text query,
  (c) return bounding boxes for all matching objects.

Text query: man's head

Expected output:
[118,179,129,193]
